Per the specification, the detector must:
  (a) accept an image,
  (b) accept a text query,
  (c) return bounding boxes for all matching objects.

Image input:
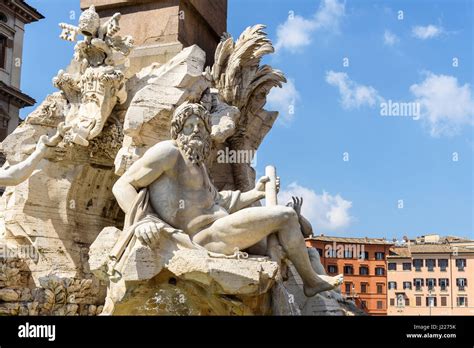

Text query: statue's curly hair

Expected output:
[170,102,212,140]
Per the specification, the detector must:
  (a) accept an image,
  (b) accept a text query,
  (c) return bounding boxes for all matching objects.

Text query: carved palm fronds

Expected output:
[210,25,286,191]
[211,25,286,136]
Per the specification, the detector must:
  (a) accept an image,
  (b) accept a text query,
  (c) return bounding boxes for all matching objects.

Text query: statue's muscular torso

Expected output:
[140,141,229,235]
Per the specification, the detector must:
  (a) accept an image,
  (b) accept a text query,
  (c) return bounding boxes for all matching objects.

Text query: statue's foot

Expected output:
[303,273,343,297]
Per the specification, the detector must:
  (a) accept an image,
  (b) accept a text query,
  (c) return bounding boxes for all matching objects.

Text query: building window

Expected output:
[406,298,410,307]
[343,265,354,275]
[439,278,449,291]
[403,281,412,290]
[403,262,412,271]
[360,283,367,294]
[376,284,383,294]
[375,267,385,276]
[455,259,466,271]
[316,248,323,256]
[344,249,353,258]
[327,248,337,258]
[426,296,437,307]
[344,282,352,295]
[0,12,7,23]
[396,294,405,308]
[426,259,435,272]
[361,300,367,309]
[456,278,467,291]
[438,259,448,272]
[359,251,369,260]
[388,281,397,290]
[375,252,385,260]
[416,297,422,306]
[0,35,7,70]
[426,278,436,290]
[414,278,424,291]
[413,259,423,271]
[390,298,395,306]
[457,296,468,307]
[1,116,8,129]
[441,297,447,307]
[327,265,338,274]
[388,263,397,271]
[359,266,369,275]
[377,301,383,310]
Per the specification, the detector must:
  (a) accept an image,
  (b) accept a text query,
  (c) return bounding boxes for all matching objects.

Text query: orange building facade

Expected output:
[306,235,393,315]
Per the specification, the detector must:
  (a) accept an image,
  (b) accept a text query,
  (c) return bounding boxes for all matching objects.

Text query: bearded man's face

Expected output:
[176,114,211,164]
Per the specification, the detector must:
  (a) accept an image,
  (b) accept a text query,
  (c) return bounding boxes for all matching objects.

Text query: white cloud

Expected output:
[279,182,353,231]
[267,78,300,123]
[325,70,384,109]
[410,72,474,136]
[383,30,399,46]
[275,0,345,53]
[412,25,443,39]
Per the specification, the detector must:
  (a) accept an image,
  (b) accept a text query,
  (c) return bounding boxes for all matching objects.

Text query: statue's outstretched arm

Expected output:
[0,132,63,186]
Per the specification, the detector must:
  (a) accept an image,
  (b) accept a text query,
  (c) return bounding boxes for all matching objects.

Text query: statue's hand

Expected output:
[135,221,163,247]
[255,175,280,193]
[286,196,303,217]
[255,175,269,192]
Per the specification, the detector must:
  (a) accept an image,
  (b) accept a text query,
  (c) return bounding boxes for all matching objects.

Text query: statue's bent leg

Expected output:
[193,206,343,296]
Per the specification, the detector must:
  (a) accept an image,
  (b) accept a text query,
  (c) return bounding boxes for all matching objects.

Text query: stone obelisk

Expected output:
[80,0,227,72]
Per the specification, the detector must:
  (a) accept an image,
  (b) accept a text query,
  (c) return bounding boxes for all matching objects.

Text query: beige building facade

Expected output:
[387,241,474,315]
[0,0,42,141]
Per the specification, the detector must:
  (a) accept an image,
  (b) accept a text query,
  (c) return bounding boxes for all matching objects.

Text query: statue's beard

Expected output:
[176,133,211,165]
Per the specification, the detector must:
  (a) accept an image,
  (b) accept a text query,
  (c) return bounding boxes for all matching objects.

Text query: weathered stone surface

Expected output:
[115,44,209,175]
[108,250,278,315]
[0,288,19,302]
[167,249,277,295]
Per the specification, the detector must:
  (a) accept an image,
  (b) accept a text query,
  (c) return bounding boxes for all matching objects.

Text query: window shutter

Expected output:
[446,279,449,286]
[465,278,468,286]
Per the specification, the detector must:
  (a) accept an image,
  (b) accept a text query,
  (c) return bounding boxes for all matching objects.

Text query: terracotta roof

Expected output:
[388,244,474,258]
[307,235,393,245]
[442,235,474,243]
[388,247,411,258]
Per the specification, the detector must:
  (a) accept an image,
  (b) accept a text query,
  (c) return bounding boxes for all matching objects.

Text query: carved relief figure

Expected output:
[55,5,132,146]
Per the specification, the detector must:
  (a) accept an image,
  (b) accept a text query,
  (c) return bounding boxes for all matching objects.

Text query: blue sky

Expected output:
[19,0,473,240]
